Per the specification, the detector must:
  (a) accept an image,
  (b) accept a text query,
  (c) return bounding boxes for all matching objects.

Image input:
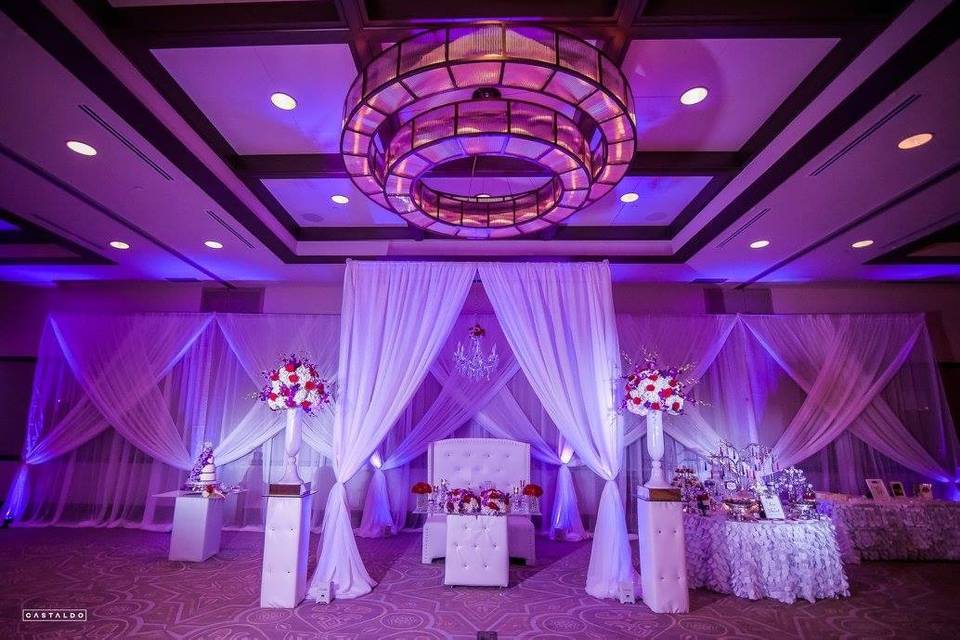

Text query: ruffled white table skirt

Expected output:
[683,514,849,604]
[818,498,960,563]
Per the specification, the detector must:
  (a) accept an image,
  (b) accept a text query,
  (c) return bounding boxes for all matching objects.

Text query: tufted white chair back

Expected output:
[428,438,530,490]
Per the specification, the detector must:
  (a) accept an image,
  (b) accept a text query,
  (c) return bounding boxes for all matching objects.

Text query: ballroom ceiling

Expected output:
[0,0,958,286]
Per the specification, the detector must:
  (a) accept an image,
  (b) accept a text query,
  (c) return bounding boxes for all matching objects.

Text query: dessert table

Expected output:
[817,497,960,563]
[444,514,509,587]
[683,513,849,604]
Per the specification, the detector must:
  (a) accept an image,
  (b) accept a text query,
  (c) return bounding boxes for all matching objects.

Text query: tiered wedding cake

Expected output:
[198,455,218,485]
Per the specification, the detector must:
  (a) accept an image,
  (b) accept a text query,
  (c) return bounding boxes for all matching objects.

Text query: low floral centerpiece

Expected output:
[444,488,480,515]
[201,484,226,499]
[258,353,331,413]
[522,483,543,513]
[411,481,433,511]
[480,488,510,515]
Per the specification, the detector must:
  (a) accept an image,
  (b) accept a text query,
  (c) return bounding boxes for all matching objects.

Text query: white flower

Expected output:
[296,365,311,383]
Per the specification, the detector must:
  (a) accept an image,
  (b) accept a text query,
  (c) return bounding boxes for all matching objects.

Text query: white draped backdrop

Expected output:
[5,262,959,600]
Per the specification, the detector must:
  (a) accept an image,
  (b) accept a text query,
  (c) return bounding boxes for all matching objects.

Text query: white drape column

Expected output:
[478,261,634,598]
[308,261,476,600]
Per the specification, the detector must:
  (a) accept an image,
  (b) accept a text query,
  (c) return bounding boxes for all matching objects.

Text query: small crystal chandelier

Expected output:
[454,324,499,380]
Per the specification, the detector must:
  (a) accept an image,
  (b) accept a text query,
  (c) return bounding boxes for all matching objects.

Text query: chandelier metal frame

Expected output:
[341,24,637,238]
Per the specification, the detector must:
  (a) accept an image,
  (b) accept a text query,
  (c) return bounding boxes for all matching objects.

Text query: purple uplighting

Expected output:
[1,1,959,637]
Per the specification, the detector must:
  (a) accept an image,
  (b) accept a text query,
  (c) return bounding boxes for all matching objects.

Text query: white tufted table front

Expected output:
[423,439,536,565]
[444,514,509,587]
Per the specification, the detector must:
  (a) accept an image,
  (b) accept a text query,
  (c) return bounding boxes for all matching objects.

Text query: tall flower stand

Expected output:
[636,411,689,613]
[260,409,313,608]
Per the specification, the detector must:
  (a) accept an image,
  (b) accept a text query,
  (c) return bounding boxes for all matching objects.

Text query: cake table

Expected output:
[164,491,223,562]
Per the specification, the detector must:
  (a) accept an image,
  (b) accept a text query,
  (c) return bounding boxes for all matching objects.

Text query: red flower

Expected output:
[301,400,312,410]
[268,392,278,401]
[649,374,659,381]
[659,388,672,399]
[288,374,299,383]
[305,381,316,390]
[411,482,433,494]
[270,372,279,381]
[285,363,297,372]
[523,484,543,497]
[632,397,642,405]
[669,379,678,387]
[671,402,681,412]
[317,384,325,394]
[651,402,661,411]
[645,384,656,392]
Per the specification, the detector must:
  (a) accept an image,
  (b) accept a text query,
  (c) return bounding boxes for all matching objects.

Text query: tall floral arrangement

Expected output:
[620,352,697,416]
[258,353,331,413]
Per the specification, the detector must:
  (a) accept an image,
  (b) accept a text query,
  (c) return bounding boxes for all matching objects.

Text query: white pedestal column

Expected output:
[278,409,305,486]
[260,493,313,607]
[636,493,689,613]
[644,411,670,489]
[169,494,223,562]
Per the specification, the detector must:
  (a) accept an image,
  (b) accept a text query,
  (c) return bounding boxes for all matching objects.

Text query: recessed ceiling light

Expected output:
[851,239,874,249]
[897,133,933,150]
[270,92,297,110]
[680,86,709,106]
[204,240,223,249]
[620,192,639,203]
[749,240,770,249]
[476,193,491,198]
[66,140,97,156]
[330,194,349,204]
[109,240,130,250]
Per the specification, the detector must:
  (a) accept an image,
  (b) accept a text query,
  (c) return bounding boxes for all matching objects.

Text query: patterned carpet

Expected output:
[0,528,958,639]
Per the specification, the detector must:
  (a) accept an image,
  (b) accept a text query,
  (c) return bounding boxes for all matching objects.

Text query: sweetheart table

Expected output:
[683,513,849,604]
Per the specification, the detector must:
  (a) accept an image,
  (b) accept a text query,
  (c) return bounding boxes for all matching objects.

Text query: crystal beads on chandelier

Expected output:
[454,324,499,380]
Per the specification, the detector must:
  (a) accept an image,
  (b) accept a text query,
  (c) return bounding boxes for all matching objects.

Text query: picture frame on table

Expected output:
[865,478,890,500]
[918,483,934,500]
[760,493,786,520]
[889,481,906,498]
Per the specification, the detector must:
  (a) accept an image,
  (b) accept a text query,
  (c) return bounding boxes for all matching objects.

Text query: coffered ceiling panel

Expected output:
[624,38,838,151]
[154,44,357,154]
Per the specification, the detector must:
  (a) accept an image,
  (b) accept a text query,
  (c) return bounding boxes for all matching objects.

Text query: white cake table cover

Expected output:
[817,498,960,563]
[683,514,849,604]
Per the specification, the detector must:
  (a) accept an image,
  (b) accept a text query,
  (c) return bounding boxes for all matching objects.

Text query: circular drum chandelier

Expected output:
[340,25,636,238]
